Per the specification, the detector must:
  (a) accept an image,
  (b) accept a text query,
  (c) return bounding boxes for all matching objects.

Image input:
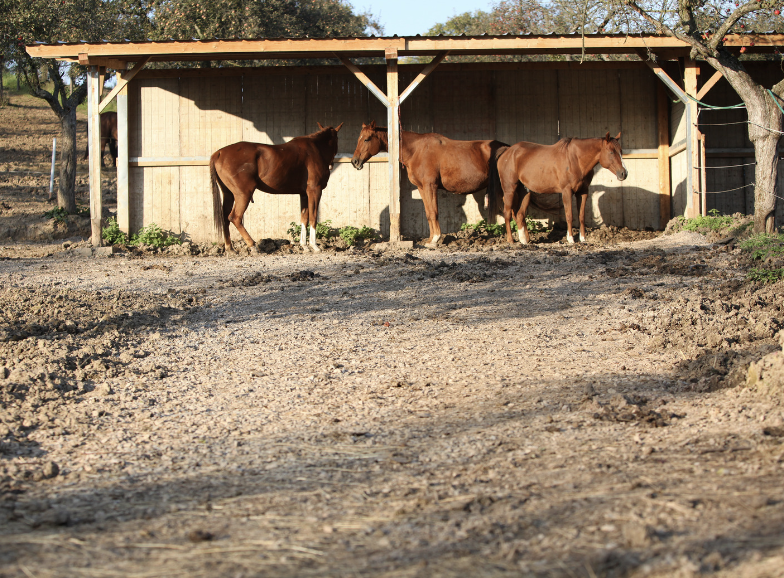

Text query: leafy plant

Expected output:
[45,205,88,223]
[678,209,736,233]
[739,233,784,262]
[100,218,181,248]
[102,216,128,245]
[747,267,784,283]
[460,218,547,236]
[339,225,375,246]
[287,220,334,241]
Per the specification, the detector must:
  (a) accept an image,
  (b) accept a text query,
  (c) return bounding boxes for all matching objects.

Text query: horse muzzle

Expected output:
[616,168,628,181]
[351,157,364,170]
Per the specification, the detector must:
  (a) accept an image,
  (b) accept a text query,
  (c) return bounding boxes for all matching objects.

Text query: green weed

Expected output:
[747,267,784,283]
[45,206,89,223]
[739,232,784,261]
[339,225,375,246]
[287,220,334,241]
[460,218,547,236]
[101,217,181,248]
[678,209,736,232]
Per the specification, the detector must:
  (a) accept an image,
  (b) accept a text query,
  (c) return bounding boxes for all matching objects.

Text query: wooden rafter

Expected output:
[399,52,448,104]
[98,56,150,113]
[697,70,724,101]
[27,34,784,64]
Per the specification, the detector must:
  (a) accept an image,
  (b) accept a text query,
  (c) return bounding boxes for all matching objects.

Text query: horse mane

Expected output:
[555,137,572,152]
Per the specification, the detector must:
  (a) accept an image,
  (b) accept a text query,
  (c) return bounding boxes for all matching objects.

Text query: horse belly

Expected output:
[439,160,488,194]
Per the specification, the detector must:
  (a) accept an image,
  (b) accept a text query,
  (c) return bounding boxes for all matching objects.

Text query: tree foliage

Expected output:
[148,0,380,41]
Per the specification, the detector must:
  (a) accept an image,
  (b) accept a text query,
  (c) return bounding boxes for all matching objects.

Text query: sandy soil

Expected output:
[1,94,784,578]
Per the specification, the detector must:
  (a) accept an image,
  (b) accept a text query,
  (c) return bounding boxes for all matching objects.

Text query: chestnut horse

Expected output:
[496,133,628,244]
[210,122,343,254]
[351,121,508,246]
[83,112,118,167]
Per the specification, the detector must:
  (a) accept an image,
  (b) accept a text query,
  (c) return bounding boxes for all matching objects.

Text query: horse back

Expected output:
[408,134,505,193]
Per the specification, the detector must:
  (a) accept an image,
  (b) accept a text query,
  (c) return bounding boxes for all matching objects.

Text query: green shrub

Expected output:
[102,217,128,245]
[739,233,784,261]
[133,223,182,247]
[339,225,375,246]
[101,218,181,248]
[287,220,334,241]
[45,205,89,223]
[678,209,736,232]
[747,267,784,283]
[460,218,547,236]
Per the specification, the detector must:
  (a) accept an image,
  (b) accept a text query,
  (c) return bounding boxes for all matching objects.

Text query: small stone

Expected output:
[94,383,114,396]
[42,461,60,479]
[187,530,214,542]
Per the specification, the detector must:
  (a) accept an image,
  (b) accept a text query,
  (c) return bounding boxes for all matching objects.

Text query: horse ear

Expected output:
[615,132,622,141]
[605,132,611,141]
[335,122,344,133]
[369,120,376,129]
[317,122,325,130]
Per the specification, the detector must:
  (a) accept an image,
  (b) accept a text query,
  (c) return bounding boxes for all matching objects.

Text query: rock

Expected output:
[187,530,214,542]
[42,461,60,479]
[94,383,114,396]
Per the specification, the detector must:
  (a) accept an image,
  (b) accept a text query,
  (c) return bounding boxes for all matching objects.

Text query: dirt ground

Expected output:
[1,95,784,578]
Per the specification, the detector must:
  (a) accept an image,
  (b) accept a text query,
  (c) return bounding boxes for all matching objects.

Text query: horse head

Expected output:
[316,122,343,168]
[599,132,628,181]
[351,121,386,170]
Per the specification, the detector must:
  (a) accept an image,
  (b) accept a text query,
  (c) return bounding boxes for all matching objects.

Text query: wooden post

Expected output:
[117,77,129,235]
[657,83,671,229]
[700,131,707,217]
[684,59,700,218]
[88,66,103,247]
[386,48,401,242]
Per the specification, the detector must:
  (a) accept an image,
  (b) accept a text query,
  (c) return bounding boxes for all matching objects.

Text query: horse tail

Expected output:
[210,153,225,236]
[486,143,508,219]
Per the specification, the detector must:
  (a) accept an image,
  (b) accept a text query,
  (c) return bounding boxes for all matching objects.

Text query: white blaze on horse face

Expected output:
[299,224,307,247]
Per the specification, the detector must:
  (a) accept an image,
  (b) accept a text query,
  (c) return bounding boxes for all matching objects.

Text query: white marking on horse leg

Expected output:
[518,230,528,244]
[567,234,575,244]
[299,224,307,247]
[431,233,441,245]
[580,233,587,243]
[310,225,320,252]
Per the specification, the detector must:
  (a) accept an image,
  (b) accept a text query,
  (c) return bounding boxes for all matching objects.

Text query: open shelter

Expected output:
[26,34,784,246]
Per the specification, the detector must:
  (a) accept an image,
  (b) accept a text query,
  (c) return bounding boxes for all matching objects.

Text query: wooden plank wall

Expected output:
[669,98,689,218]
[128,64,663,243]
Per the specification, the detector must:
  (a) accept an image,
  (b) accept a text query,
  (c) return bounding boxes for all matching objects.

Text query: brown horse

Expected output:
[351,121,508,246]
[210,122,343,254]
[83,112,118,167]
[496,133,628,244]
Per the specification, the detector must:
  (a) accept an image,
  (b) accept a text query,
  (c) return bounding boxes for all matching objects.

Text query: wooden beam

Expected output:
[117,83,129,234]
[99,56,150,113]
[399,52,448,104]
[337,55,389,106]
[387,54,401,243]
[88,66,102,247]
[697,69,723,101]
[684,58,700,218]
[657,82,671,229]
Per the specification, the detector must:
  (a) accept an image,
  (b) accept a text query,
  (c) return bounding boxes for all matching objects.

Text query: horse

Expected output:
[83,112,118,167]
[496,132,628,244]
[210,122,343,254]
[350,121,508,246]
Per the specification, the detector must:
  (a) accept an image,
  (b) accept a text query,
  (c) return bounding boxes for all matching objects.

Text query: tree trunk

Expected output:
[708,59,782,233]
[0,58,5,105]
[58,107,78,214]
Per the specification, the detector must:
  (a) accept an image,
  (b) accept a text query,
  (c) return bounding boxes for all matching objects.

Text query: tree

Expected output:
[149,0,381,45]
[622,0,784,233]
[1,0,132,213]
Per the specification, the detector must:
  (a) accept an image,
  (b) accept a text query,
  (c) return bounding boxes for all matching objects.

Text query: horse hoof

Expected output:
[310,245,321,253]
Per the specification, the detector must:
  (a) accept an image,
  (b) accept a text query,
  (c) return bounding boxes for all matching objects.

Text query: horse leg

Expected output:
[299,194,308,249]
[421,184,441,246]
[227,192,257,250]
[499,173,518,244]
[307,186,323,252]
[221,189,236,254]
[577,187,589,242]
[516,186,531,244]
[562,190,575,243]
